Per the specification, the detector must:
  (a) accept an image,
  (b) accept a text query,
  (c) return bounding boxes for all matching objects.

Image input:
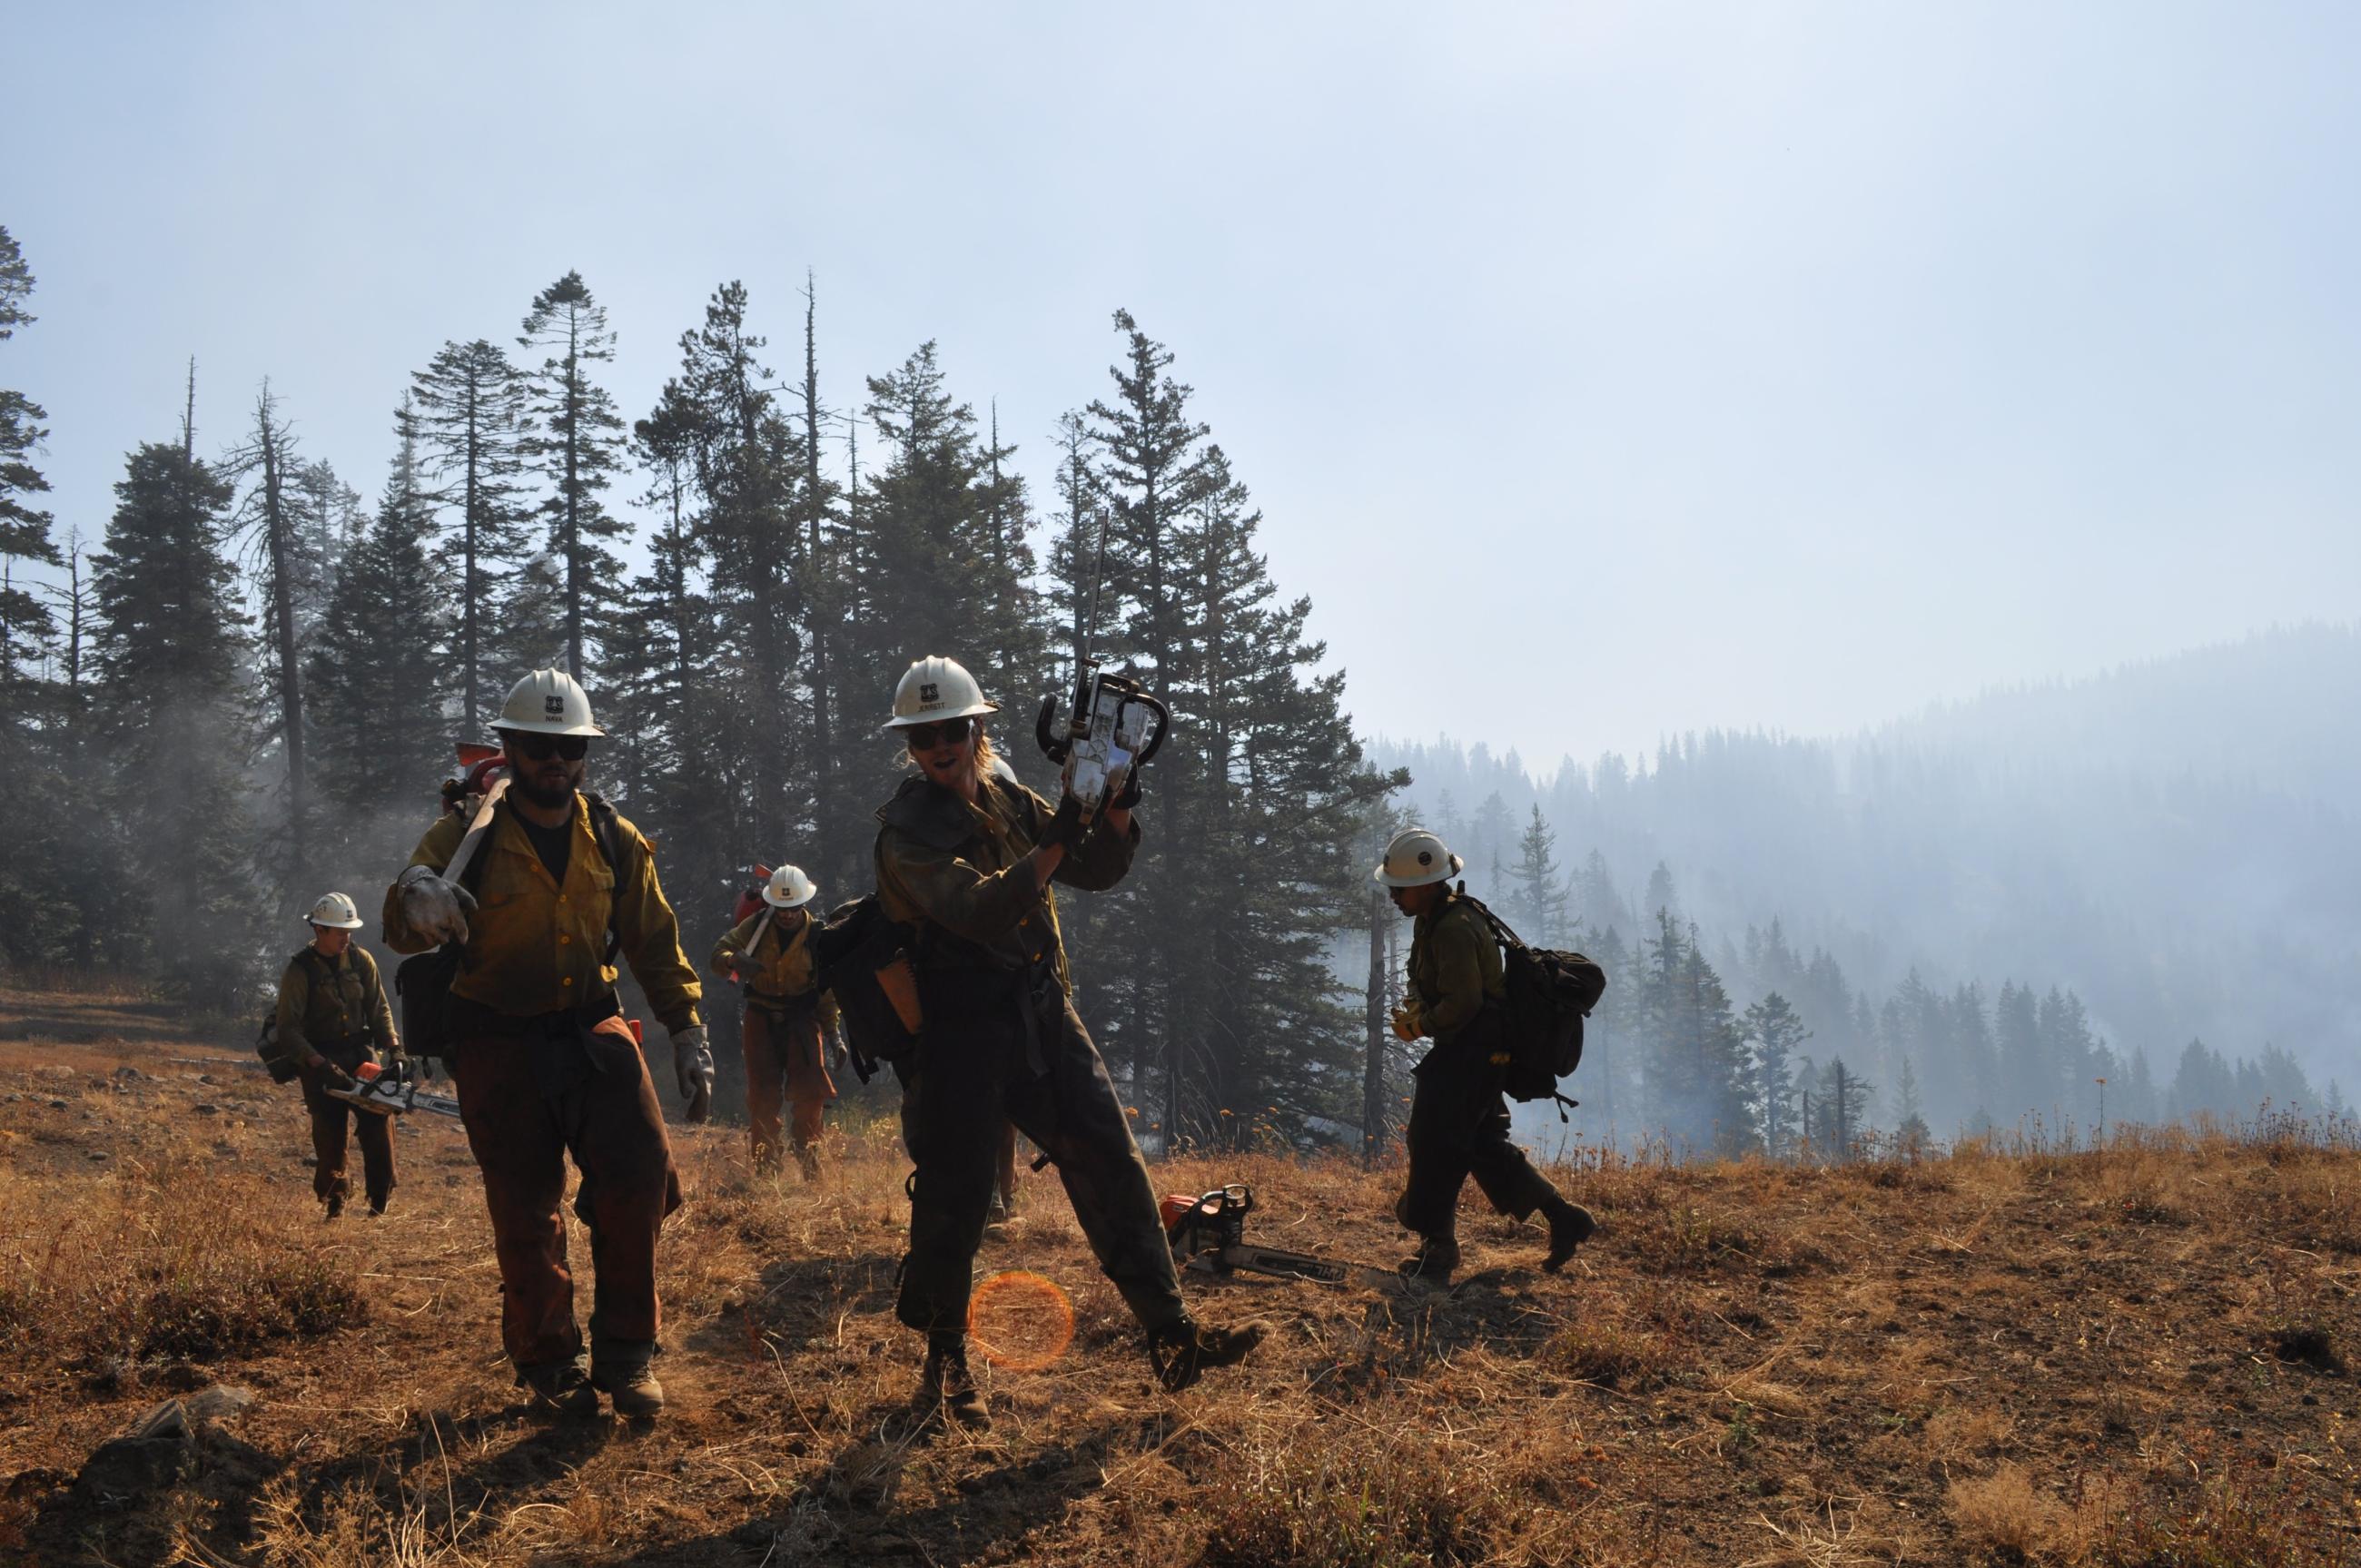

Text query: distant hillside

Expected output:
[1368,624,2361,1100]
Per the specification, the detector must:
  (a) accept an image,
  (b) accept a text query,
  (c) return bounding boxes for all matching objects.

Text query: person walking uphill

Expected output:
[874,656,1265,1429]
[713,863,840,1179]
[277,892,405,1218]
[382,668,711,1420]
[1380,828,1597,1283]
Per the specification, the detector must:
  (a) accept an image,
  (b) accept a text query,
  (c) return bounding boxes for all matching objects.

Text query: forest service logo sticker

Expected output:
[545,695,566,718]
[920,682,940,704]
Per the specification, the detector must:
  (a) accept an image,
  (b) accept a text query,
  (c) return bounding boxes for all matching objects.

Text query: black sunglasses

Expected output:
[903,716,974,751]
[504,732,590,762]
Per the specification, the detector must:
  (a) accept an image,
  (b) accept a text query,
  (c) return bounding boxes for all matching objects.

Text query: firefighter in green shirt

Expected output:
[1379,828,1596,1282]
[874,656,1264,1429]
[276,892,405,1218]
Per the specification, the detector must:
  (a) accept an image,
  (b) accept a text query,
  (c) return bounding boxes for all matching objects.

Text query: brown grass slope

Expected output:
[0,984,2356,1566]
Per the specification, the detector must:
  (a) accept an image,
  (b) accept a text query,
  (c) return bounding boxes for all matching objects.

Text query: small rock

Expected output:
[186,1385,257,1423]
[193,1104,219,1116]
[87,1149,110,1162]
[2304,1393,2320,1406]
[198,1073,216,1085]
[47,1098,67,1109]
[114,1066,142,1080]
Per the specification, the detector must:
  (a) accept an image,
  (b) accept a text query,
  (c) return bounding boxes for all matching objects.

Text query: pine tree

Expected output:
[519,271,628,681]
[92,434,259,1006]
[1894,1058,1933,1155]
[307,398,450,876]
[1508,804,1566,942]
[410,338,533,732]
[0,225,60,719]
[1742,991,1810,1156]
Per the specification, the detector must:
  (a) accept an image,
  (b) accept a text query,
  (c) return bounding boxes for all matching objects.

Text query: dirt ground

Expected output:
[1,984,2357,1566]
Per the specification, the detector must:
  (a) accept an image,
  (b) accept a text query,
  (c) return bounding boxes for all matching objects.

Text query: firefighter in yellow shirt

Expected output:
[382,669,706,1420]
[712,864,841,1178]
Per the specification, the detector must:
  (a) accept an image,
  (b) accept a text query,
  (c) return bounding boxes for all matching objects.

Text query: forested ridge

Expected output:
[1,223,2346,1159]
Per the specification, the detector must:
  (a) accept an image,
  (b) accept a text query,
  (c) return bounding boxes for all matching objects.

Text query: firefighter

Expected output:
[1379,828,1597,1282]
[276,892,404,1218]
[382,668,709,1419]
[712,863,839,1179]
[874,656,1264,1429]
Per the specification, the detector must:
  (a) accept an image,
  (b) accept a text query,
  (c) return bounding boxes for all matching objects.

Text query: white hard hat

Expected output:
[1373,828,1464,888]
[884,656,1000,730]
[496,667,605,738]
[762,864,819,909]
[306,892,364,930]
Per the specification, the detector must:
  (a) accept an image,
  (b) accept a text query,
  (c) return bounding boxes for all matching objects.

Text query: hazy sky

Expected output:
[8,4,2357,768]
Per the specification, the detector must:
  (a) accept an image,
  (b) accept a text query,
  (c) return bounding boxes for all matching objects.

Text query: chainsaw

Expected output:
[1161,1184,1415,1297]
[1035,508,1169,825]
[324,1059,463,1120]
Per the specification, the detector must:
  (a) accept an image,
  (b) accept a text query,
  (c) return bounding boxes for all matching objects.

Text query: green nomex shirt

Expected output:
[1406,895,1506,1044]
[276,944,400,1065]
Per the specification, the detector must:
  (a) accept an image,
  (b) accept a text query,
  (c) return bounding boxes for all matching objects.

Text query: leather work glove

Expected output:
[1390,1003,1423,1044]
[317,1060,361,1094]
[385,1055,414,1088]
[671,1026,715,1124]
[395,864,477,946]
[1039,791,1087,853]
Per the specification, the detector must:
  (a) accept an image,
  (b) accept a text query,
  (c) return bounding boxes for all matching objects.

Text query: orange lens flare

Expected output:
[966,1270,1076,1373]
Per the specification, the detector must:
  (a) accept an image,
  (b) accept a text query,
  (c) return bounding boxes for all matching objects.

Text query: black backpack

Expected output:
[809,895,921,1082]
[393,791,629,1070]
[1454,892,1606,1119]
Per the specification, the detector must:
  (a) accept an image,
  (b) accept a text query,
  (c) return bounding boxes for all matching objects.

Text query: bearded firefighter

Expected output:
[382,668,709,1419]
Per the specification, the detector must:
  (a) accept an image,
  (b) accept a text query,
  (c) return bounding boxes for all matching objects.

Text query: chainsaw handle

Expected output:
[1034,695,1071,764]
[1128,692,1170,767]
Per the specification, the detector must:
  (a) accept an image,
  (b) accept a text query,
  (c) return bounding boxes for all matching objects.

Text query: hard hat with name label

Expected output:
[762,864,819,910]
[1373,828,1464,888]
[496,667,605,738]
[884,655,1000,730]
[305,892,365,930]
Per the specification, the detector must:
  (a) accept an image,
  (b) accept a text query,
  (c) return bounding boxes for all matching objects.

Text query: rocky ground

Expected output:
[1,982,2357,1565]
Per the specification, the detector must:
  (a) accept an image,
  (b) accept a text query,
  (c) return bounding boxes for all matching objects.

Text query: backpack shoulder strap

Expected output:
[1450,890,1526,953]
[582,792,633,966]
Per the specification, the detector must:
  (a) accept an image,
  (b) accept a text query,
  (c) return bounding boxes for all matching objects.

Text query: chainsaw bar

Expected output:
[1189,1243,1416,1297]
[325,1079,464,1119]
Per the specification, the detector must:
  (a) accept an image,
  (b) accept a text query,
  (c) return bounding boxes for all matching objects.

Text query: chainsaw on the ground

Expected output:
[1036,508,1169,826]
[1161,1184,1415,1297]
[324,1059,463,1120]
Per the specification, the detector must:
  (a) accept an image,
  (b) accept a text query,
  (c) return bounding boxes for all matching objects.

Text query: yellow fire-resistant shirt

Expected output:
[380,794,703,1034]
[712,909,840,1030]
[275,944,399,1064]
[1406,894,1506,1043]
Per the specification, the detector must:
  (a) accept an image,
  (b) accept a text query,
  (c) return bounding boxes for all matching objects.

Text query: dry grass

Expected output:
[5,991,2361,1566]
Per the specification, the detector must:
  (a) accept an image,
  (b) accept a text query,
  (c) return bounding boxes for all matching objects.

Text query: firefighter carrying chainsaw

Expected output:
[1380,827,1598,1283]
[382,667,708,1420]
[712,863,841,1179]
[270,892,407,1218]
[871,654,1264,1431]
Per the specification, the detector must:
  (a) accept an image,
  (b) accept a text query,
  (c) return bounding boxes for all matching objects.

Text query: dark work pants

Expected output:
[299,1046,395,1208]
[894,972,1183,1336]
[451,1015,684,1369]
[1398,1021,1562,1238]
[743,1003,834,1172]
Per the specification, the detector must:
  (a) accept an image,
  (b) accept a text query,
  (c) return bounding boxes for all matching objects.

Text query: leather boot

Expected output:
[1148,1315,1269,1393]
[591,1339,666,1418]
[518,1356,599,1418]
[1544,1201,1597,1273]
[912,1333,990,1431]
[1399,1235,1460,1283]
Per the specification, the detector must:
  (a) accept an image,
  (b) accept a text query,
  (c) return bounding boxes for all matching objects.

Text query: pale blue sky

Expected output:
[7,3,2357,767]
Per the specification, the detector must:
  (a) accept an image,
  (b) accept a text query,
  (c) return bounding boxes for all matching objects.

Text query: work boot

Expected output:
[591,1341,666,1418]
[910,1333,990,1432]
[795,1144,822,1183]
[982,1189,1012,1244]
[1398,1236,1460,1284]
[1148,1315,1269,1393]
[518,1356,599,1418]
[1544,1201,1598,1273]
[367,1191,391,1218]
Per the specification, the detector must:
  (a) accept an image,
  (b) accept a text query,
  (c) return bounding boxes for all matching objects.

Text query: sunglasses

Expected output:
[904,717,974,751]
[505,733,590,762]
